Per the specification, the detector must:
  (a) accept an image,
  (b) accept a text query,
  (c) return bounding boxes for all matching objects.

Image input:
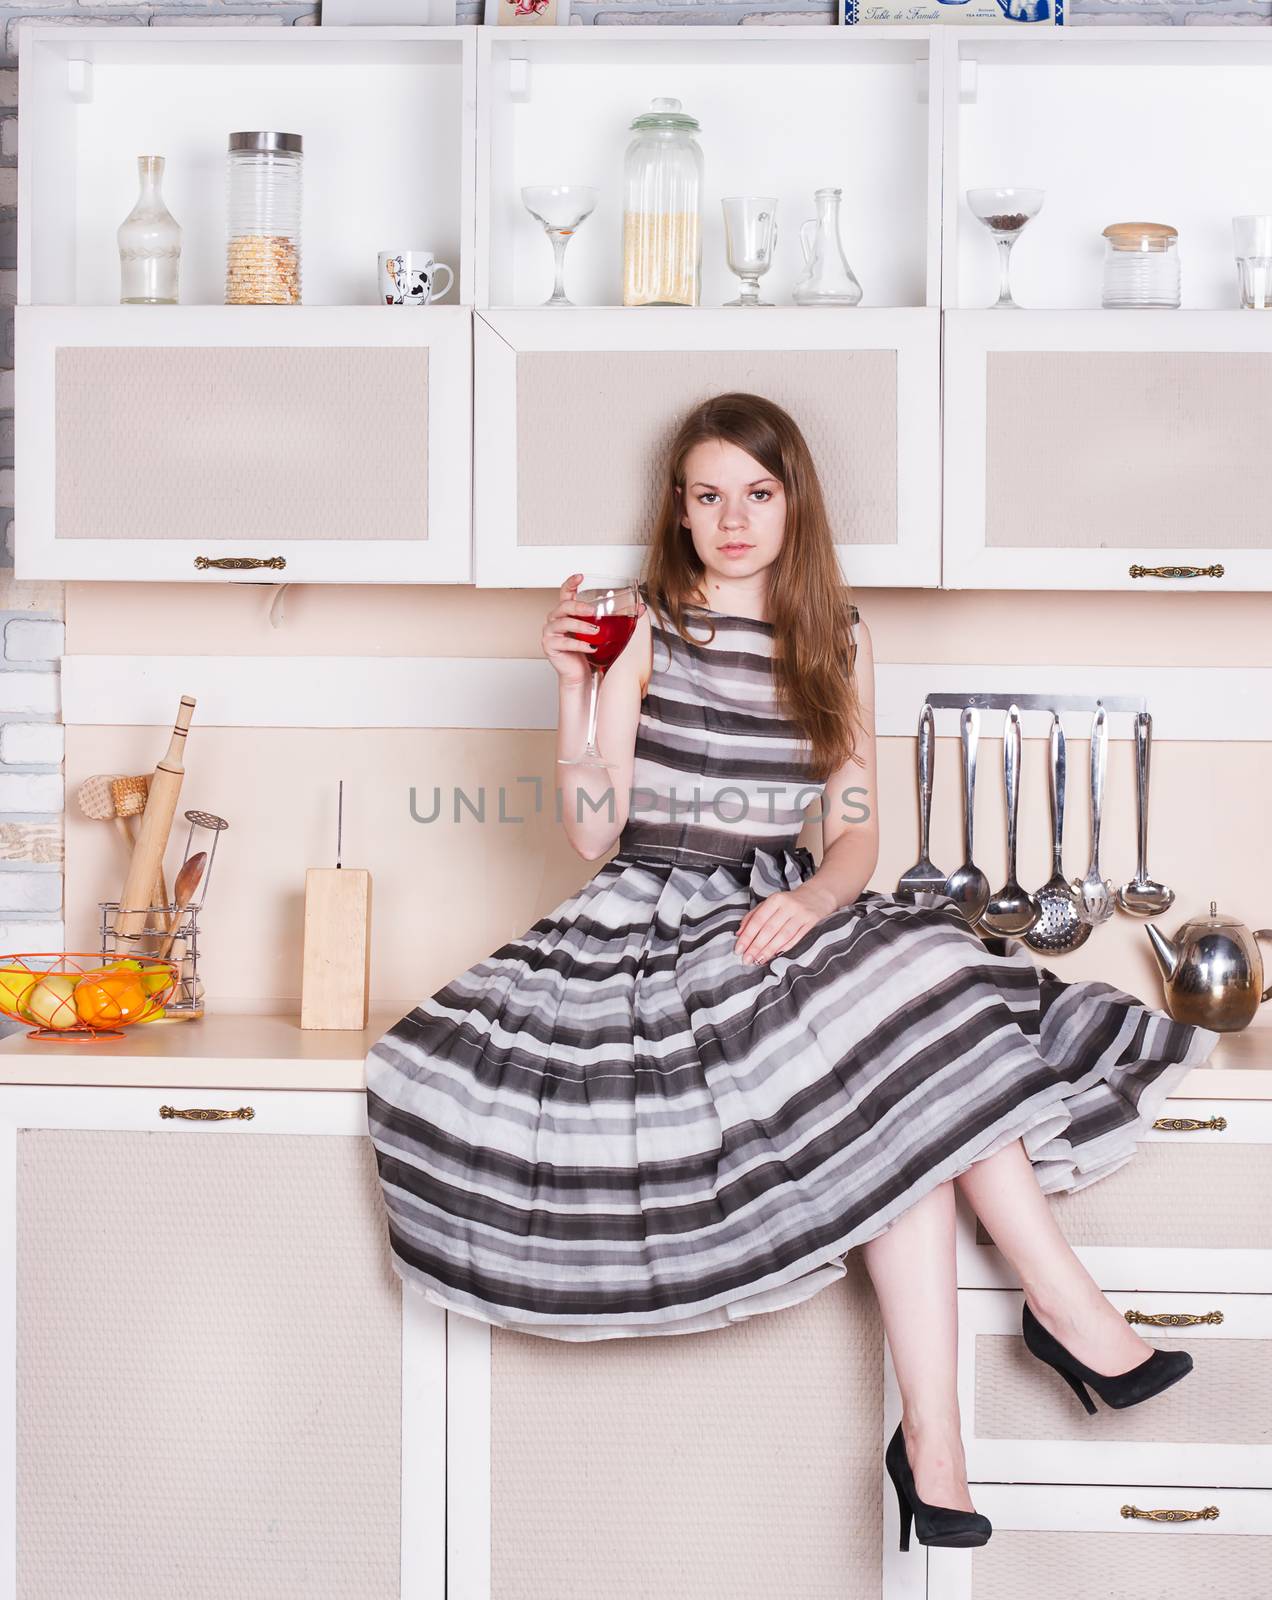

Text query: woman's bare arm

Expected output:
[554,606,653,862]
[803,616,881,915]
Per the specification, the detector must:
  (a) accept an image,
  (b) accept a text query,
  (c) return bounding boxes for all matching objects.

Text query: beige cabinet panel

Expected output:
[16,1125,402,1600]
[476,308,941,588]
[487,1255,884,1600]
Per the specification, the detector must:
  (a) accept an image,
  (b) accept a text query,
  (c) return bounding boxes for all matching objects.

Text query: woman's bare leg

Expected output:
[954,1138,1156,1374]
[859,1178,975,1512]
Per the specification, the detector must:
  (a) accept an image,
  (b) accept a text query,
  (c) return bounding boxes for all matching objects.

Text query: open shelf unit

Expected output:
[13,21,1272,587]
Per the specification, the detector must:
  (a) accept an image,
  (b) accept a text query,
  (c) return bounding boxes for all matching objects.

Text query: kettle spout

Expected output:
[1145,923,1179,983]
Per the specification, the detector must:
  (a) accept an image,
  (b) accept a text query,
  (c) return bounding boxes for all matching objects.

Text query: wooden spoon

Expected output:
[158,852,208,963]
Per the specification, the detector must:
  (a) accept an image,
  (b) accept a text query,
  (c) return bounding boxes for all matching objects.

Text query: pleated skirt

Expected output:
[364,832,1221,1341]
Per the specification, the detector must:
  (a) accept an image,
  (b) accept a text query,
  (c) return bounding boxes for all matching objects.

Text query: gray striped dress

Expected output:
[364,590,1220,1341]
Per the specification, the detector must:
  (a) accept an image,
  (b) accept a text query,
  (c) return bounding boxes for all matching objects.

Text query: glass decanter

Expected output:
[792,186,863,307]
[118,155,181,305]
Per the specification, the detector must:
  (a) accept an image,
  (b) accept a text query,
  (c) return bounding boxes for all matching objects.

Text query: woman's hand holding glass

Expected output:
[543,573,644,768]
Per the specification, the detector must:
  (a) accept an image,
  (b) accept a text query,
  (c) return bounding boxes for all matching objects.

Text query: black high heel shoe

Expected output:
[884,1421,992,1551]
[1021,1300,1193,1414]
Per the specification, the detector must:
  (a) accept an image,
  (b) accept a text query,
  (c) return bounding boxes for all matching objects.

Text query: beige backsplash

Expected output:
[63,582,1272,1019]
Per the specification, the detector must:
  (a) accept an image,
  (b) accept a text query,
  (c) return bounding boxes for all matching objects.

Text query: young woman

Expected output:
[365,392,1220,1551]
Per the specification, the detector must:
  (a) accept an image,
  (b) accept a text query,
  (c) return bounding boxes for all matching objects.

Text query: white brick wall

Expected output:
[0,719,62,763]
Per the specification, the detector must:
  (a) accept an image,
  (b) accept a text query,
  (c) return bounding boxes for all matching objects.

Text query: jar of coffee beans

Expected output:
[226,131,303,305]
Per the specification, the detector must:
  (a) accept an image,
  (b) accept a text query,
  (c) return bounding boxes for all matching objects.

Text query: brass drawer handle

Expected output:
[1124,1309,1223,1327]
[194,556,287,571]
[1129,564,1224,580]
[160,1104,255,1121]
[1152,1114,1227,1132]
[1121,1504,1219,1523]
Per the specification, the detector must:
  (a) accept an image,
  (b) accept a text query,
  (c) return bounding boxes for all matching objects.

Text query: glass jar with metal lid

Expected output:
[622,97,703,308]
[1101,221,1180,310]
[226,131,303,305]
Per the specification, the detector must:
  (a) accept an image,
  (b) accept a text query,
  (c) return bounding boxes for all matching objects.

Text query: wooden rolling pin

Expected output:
[116,696,197,939]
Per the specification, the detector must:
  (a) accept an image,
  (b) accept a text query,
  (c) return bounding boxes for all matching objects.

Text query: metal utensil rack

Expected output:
[924,692,1147,716]
[98,900,203,1019]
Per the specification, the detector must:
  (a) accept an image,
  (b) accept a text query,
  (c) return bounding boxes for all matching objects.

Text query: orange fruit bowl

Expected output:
[0,952,180,1041]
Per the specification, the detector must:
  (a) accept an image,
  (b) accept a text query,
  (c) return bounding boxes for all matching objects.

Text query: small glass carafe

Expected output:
[793,187,863,307]
[117,155,181,305]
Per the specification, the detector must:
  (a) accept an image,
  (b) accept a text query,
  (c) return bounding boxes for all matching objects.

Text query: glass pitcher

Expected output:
[793,187,863,307]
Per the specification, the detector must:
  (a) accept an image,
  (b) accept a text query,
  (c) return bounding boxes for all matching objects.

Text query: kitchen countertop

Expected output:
[0,1009,1268,1095]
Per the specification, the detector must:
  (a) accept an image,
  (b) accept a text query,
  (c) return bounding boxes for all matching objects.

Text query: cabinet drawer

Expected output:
[956,1099,1272,1293]
[927,1484,1272,1600]
[958,1289,1271,1491]
[1,1085,445,1600]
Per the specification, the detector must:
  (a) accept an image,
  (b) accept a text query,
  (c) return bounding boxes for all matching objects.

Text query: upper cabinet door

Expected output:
[942,310,1272,593]
[474,307,941,589]
[14,24,477,584]
[15,304,473,583]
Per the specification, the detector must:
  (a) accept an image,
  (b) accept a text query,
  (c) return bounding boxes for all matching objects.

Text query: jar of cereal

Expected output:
[226,131,303,305]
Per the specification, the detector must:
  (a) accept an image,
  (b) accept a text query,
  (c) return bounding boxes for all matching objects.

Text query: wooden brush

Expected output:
[116,697,197,939]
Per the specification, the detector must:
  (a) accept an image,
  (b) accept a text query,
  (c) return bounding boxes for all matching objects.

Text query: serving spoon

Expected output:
[981,704,1040,937]
[943,707,990,926]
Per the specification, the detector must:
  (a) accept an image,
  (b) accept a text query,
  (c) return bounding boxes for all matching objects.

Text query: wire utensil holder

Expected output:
[98,900,203,1019]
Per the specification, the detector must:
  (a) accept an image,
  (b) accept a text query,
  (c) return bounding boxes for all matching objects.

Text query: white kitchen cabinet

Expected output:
[14,306,473,584]
[446,1250,889,1600]
[0,1084,445,1600]
[942,311,1272,592]
[957,1288,1272,1492]
[473,307,941,589]
[955,1097,1272,1295]
[926,1483,1272,1600]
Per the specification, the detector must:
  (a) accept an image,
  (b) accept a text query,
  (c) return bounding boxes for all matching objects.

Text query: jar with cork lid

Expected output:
[1101,222,1180,309]
[622,97,703,307]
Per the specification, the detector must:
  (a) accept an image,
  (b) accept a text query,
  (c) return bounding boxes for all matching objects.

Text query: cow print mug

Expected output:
[379,251,455,305]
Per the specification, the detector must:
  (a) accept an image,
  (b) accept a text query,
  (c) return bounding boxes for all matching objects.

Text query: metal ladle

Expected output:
[1024,712,1090,955]
[895,703,947,901]
[943,706,990,926]
[1117,710,1175,918]
[981,704,1040,937]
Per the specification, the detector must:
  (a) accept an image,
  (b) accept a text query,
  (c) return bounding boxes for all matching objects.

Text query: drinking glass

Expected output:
[1233,215,1272,310]
[967,187,1044,309]
[722,196,778,307]
[558,577,641,769]
[521,185,599,307]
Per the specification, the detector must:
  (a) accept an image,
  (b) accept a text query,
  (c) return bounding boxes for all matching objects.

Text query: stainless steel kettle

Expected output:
[1146,901,1272,1032]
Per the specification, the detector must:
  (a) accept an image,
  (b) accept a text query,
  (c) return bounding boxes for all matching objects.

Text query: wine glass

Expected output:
[722,196,778,308]
[557,577,641,770]
[966,187,1045,309]
[521,185,599,308]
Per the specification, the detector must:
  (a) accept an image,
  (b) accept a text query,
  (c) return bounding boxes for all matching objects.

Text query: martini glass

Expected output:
[521,185,599,307]
[557,577,641,769]
[967,187,1045,309]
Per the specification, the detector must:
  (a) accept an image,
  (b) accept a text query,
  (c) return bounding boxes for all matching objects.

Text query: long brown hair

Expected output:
[641,391,864,781]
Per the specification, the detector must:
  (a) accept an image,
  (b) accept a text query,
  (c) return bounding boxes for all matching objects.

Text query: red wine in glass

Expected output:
[558,578,641,769]
[570,611,637,671]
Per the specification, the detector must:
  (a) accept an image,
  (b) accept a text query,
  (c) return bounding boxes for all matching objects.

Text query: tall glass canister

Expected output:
[225,131,304,305]
[622,97,703,307]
